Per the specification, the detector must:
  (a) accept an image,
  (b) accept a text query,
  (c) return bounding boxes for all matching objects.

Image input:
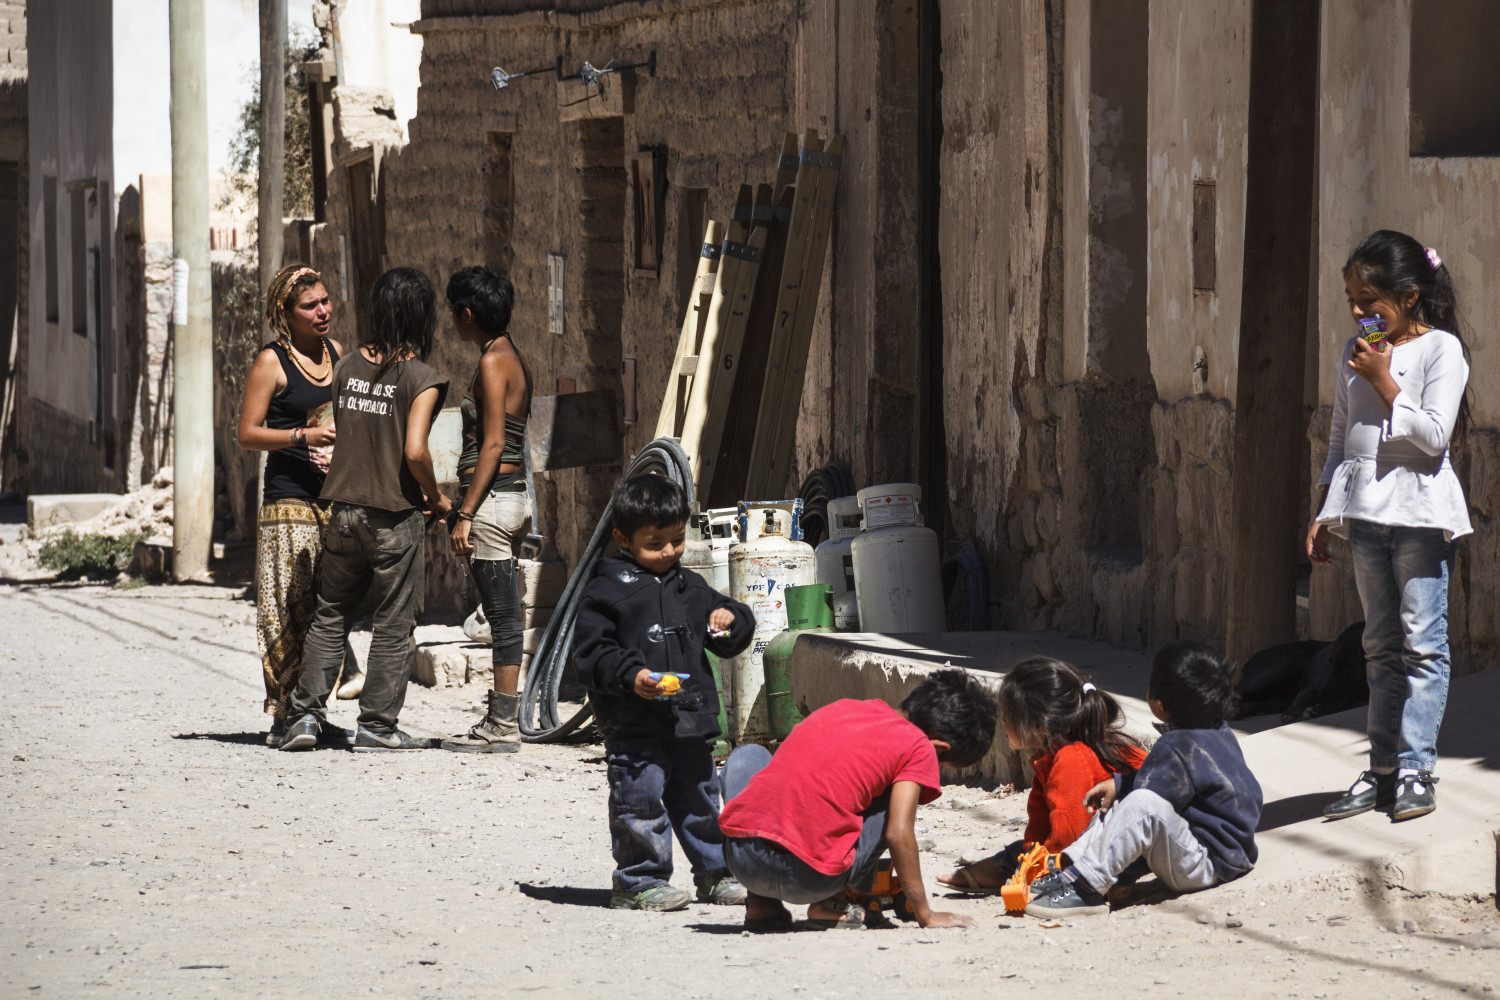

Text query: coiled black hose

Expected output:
[519,438,696,742]
[796,461,856,548]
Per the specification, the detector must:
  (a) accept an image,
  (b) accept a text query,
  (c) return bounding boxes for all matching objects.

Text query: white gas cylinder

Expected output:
[814,496,862,599]
[682,506,738,595]
[726,500,816,744]
[851,483,945,633]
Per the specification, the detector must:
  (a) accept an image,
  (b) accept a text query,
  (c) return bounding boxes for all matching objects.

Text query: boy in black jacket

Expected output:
[574,474,755,912]
[1027,641,1263,917]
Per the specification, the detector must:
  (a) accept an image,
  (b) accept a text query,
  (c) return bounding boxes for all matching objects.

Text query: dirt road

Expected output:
[2,574,1496,999]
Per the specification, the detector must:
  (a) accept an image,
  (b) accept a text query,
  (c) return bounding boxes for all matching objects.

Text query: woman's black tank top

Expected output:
[262,340,342,503]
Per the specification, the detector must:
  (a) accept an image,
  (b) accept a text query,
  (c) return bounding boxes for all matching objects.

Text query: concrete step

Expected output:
[788,629,1500,898]
[789,630,1157,787]
[28,493,123,530]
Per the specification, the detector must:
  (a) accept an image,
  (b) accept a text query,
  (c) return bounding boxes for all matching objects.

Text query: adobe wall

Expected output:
[1312,1,1500,675]
[312,0,800,583]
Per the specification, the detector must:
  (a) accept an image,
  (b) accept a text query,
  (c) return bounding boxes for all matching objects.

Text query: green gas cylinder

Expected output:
[763,583,835,742]
[706,651,731,759]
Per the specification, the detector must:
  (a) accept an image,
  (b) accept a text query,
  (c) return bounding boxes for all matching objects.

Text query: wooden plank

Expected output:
[772,131,799,200]
[654,219,723,438]
[735,133,823,498]
[705,182,796,506]
[1225,0,1319,665]
[679,187,766,493]
[743,133,843,499]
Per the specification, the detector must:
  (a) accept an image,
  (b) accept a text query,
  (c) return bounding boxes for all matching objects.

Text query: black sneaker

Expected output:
[318,722,357,747]
[1025,873,1109,917]
[1323,770,1395,820]
[1391,772,1437,822]
[352,726,436,752]
[278,715,321,751]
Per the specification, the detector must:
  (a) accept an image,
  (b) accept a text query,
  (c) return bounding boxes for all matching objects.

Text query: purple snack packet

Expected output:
[1358,315,1389,352]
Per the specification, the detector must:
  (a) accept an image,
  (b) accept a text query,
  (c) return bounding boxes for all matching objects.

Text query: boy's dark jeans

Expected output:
[290,504,424,732]
[605,736,727,893]
[720,744,890,904]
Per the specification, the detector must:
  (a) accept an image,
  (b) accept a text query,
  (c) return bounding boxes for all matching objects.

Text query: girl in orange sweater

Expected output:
[938,656,1146,894]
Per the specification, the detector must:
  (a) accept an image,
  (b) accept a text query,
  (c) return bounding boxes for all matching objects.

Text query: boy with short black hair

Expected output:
[717,669,998,930]
[574,474,755,912]
[1026,641,1263,916]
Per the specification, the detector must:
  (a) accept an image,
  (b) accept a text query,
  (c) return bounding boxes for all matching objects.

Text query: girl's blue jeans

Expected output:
[1347,519,1456,774]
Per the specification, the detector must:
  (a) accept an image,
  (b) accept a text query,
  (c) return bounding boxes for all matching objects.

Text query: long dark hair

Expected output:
[367,267,437,381]
[1344,229,1471,446]
[999,657,1141,773]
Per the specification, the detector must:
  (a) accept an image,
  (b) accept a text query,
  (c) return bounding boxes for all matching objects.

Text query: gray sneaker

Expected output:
[610,884,693,912]
[352,726,437,752]
[695,872,748,905]
[265,718,287,747]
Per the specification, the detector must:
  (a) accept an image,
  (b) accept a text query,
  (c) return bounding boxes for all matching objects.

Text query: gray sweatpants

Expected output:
[1066,789,1219,894]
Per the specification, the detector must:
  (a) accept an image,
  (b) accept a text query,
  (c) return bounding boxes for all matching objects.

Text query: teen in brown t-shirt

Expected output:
[282,268,452,753]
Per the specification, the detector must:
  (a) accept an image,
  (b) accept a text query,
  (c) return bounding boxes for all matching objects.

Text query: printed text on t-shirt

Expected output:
[340,376,397,416]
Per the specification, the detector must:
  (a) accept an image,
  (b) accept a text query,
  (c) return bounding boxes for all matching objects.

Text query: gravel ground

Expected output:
[2,561,1497,999]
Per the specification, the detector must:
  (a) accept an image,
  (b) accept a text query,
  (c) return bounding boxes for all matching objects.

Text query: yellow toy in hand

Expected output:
[649,672,689,696]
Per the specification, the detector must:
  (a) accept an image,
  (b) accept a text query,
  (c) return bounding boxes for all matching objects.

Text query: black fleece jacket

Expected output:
[573,555,754,742]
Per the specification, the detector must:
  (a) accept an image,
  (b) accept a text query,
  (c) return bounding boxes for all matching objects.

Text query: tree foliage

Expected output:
[216,27,319,394]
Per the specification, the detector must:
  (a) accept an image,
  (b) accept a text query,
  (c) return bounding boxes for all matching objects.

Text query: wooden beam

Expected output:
[655,219,724,439]
[744,133,844,499]
[1226,0,1320,663]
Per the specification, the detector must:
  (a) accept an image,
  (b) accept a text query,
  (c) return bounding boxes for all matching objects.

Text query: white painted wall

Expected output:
[334,0,422,141]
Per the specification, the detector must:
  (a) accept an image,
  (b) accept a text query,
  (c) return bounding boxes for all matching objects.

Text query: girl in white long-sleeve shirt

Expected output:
[1308,230,1471,825]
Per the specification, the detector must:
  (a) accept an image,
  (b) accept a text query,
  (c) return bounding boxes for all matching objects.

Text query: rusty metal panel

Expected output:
[527,391,622,471]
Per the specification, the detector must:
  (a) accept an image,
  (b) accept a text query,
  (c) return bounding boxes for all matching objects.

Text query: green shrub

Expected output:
[36,529,148,579]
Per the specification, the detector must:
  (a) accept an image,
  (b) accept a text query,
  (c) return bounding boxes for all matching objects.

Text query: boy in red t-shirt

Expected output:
[717,669,997,930]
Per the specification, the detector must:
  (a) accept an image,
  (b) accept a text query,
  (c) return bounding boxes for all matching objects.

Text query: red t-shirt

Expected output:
[1025,741,1148,851]
[718,699,942,875]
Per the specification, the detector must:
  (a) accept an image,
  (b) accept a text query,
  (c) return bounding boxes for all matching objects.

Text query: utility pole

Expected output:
[259,0,286,297]
[170,0,213,581]
[254,0,286,596]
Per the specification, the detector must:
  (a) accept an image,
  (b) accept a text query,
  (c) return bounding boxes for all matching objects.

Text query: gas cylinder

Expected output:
[762,583,835,742]
[683,507,737,595]
[682,511,716,584]
[815,497,861,595]
[726,500,816,744]
[851,483,945,633]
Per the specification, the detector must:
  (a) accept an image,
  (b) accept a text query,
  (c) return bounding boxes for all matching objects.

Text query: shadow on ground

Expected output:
[1257,792,1338,832]
[171,731,267,747]
[518,883,613,908]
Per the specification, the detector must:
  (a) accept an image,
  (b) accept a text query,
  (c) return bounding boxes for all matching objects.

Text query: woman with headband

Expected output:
[237,263,363,747]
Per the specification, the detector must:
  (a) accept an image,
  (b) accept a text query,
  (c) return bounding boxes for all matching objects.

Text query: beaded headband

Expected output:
[277,267,321,310]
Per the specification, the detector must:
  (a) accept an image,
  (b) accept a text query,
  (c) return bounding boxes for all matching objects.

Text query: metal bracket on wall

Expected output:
[558,50,657,86]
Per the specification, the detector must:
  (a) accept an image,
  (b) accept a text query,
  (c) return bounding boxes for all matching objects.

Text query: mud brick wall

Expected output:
[314,0,798,575]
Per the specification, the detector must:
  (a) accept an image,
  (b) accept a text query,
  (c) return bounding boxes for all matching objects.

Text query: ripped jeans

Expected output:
[469,557,523,666]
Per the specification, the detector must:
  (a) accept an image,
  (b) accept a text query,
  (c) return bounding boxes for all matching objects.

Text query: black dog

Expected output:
[1233,621,1367,723]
